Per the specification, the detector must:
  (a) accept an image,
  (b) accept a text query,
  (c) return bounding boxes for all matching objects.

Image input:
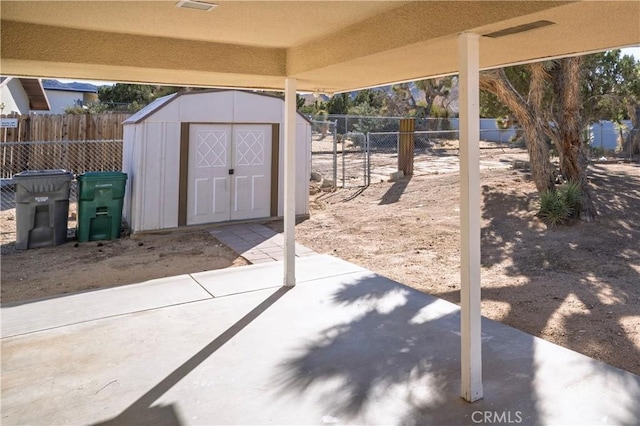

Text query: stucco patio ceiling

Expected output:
[1,1,638,93]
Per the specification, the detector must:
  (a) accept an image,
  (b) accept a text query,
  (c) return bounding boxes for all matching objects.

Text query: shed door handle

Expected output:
[229,169,234,175]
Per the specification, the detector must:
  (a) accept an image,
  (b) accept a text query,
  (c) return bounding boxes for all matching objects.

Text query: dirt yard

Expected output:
[1,146,638,377]
[0,222,248,303]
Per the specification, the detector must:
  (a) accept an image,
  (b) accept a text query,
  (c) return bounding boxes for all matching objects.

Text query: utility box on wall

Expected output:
[122,90,311,233]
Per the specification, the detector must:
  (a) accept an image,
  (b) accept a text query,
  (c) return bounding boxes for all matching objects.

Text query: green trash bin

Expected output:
[13,169,73,250]
[77,172,128,243]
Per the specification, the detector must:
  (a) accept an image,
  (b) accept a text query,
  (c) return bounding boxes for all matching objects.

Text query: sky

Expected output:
[59,46,640,88]
[620,46,640,61]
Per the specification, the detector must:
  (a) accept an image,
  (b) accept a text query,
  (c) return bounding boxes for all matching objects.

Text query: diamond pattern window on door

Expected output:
[236,130,264,166]
[197,130,227,168]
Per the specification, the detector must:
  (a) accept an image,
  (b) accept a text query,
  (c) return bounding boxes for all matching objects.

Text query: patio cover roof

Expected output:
[1,1,638,93]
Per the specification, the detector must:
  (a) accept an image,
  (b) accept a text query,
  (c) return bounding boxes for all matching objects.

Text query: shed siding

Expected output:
[137,121,181,231]
[123,90,311,232]
[179,91,234,123]
[141,100,180,123]
[122,125,136,229]
[161,122,181,229]
[140,122,161,230]
[233,91,282,124]
[131,123,146,231]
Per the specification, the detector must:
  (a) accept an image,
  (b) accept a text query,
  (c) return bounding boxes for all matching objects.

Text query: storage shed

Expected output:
[122,90,311,232]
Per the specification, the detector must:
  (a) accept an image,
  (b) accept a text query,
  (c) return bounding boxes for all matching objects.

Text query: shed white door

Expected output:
[187,124,272,225]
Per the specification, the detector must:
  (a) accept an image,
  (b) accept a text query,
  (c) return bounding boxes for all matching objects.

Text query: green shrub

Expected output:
[538,181,582,226]
[539,190,571,226]
[558,180,582,214]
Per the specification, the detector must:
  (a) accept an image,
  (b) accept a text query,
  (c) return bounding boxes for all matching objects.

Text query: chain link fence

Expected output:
[1,139,123,211]
[340,132,369,188]
[0,116,522,212]
[310,120,337,191]
[310,121,369,190]
[366,130,460,181]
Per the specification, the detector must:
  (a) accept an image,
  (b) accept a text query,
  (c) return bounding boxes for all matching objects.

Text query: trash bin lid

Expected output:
[13,169,73,179]
[78,171,127,180]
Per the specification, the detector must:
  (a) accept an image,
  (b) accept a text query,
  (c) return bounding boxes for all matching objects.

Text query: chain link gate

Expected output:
[310,121,369,190]
[341,132,368,188]
[310,120,338,191]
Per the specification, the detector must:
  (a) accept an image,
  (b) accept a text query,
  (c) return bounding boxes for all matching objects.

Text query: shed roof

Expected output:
[123,89,312,125]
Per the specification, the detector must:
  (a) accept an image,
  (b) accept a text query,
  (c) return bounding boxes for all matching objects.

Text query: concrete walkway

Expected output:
[2,255,639,425]
[210,223,316,264]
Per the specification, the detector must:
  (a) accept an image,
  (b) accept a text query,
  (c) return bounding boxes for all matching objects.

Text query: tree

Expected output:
[296,94,306,110]
[480,51,640,222]
[352,89,385,111]
[326,93,350,114]
[382,78,455,122]
[64,102,109,114]
[552,57,595,220]
[98,83,155,111]
[383,83,416,116]
[582,51,640,123]
[347,101,382,133]
[480,64,558,201]
[415,76,455,119]
[582,51,640,154]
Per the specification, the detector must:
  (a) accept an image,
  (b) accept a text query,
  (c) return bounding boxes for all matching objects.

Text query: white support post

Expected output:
[283,78,297,287]
[458,32,483,402]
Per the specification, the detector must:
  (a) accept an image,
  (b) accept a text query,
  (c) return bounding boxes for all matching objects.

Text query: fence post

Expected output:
[342,133,346,189]
[365,133,369,186]
[599,122,603,151]
[398,118,415,176]
[333,120,338,190]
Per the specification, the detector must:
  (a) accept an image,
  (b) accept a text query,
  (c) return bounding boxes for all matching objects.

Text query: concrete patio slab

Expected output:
[209,223,317,263]
[190,254,365,297]
[2,255,639,425]
[1,275,212,338]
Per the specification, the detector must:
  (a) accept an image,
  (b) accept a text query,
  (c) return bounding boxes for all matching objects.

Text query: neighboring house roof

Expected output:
[42,79,98,93]
[123,89,312,125]
[19,78,51,110]
[0,76,50,111]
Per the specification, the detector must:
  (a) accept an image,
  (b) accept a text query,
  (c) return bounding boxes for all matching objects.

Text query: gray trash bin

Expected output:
[13,169,73,250]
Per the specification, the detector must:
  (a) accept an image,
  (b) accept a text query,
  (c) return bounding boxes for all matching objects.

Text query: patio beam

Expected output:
[458,31,483,402]
[283,77,297,287]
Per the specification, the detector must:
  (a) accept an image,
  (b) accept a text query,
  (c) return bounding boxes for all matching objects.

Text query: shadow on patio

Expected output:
[93,287,292,426]
[273,273,639,424]
[2,256,638,425]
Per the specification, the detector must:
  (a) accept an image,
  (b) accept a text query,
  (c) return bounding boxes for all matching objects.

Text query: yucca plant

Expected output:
[539,190,571,226]
[557,180,582,217]
[538,181,583,226]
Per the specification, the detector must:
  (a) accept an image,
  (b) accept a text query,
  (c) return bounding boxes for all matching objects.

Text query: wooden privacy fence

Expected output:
[1,113,130,178]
